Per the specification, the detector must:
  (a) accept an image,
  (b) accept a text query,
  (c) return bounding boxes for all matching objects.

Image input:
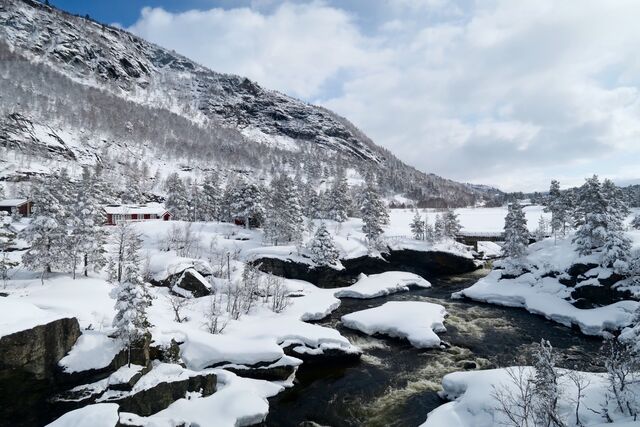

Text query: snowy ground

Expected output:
[341,301,447,348]
[422,367,640,427]
[454,231,640,336]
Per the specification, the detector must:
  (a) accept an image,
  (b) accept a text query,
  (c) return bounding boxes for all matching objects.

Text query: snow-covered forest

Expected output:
[1,1,640,427]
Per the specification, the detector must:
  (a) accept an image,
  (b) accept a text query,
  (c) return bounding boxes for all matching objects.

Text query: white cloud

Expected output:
[129,0,640,191]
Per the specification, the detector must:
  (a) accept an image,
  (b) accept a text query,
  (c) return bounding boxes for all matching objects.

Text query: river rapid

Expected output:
[265,269,604,427]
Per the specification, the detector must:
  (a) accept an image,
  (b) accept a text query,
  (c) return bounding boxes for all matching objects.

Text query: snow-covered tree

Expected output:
[573,176,631,267]
[631,214,640,230]
[109,222,152,366]
[230,178,264,229]
[264,175,304,245]
[68,168,107,278]
[424,213,435,243]
[502,200,529,259]
[545,180,570,239]
[327,172,350,223]
[202,172,222,221]
[410,210,425,240]
[309,222,339,266]
[188,181,204,222]
[433,213,445,242]
[532,339,563,427]
[534,215,548,242]
[360,184,389,248]
[22,174,68,281]
[0,212,18,287]
[164,173,189,220]
[442,209,462,239]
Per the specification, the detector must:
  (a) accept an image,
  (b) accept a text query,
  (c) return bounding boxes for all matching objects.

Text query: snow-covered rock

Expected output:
[341,301,447,348]
[334,271,431,298]
[47,403,119,427]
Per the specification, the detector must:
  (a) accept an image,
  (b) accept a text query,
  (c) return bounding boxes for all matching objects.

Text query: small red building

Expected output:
[104,203,171,225]
[0,199,32,217]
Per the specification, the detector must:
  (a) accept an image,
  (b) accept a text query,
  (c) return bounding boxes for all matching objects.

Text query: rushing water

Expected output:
[265,270,604,427]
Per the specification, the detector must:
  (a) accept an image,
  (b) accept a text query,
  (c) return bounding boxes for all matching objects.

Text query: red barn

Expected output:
[104,203,171,225]
[0,199,32,217]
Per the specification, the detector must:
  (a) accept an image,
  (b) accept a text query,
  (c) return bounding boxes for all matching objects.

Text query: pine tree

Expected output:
[309,222,339,266]
[110,225,152,367]
[230,178,265,229]
[631,214,640,230]
[164,173,189,220]
[265,175,304,245]
[0,212,18,287]
[442,209,462,239]
[602,179,632,269]
[68,168,107,278]
[502,200,529,259]
[22,174,68,282]
[410,210,425,240]
[573,176,631,267]
[360,184,389,248]
[545,180,570,240]
[327,172,350,223]
[202,172,222,221]
[424,213,435,243]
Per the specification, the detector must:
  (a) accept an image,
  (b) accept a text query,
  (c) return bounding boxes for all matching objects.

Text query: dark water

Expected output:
[265,270,604,427]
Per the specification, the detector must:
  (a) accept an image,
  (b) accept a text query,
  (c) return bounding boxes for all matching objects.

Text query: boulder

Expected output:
[173,268,211,298]
[106,372,217,416]
[0,317,81,426]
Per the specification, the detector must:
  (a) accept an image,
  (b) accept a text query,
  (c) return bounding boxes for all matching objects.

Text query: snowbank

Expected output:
[0,298,66,337]
[455,235,640,336]
[341,301,447,348]
[334,271,431,299]
[120,370,283,427]
[46,403,119,427]
[59,330,122,373]
[422,368,638,427]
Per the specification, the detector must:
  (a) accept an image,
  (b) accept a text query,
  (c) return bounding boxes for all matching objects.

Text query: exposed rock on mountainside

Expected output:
[0,0,496,206]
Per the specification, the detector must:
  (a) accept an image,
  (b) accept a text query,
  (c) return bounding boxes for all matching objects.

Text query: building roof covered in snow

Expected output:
[103,203,169,215]
[0,199,29,207]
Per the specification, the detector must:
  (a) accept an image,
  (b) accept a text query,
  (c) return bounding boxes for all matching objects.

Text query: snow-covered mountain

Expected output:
[0,0,495,207]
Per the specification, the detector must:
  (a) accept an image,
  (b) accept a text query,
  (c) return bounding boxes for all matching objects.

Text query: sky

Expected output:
[51,0,640,192]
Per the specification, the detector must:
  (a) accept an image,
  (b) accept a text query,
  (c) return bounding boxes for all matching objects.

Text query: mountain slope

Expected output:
[0,0,496,207]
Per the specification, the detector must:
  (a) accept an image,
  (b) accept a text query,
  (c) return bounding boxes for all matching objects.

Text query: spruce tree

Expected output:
[410,210,425,240]
[309,222,339,266]
[202,172,222,221]
[631,214,640,230]
[327,172,350,223]
[360,184,389,248]
[164,173,189,220]
[264,175,304,245]
[110,225,152,367]
[502,200,529,259]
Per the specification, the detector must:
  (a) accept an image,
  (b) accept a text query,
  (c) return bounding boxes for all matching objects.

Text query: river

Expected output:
[265,269,604,427]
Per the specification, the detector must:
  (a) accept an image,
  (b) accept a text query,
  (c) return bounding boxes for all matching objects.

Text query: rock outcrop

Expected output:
[254,249,478,288]
[0,317,80,426]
